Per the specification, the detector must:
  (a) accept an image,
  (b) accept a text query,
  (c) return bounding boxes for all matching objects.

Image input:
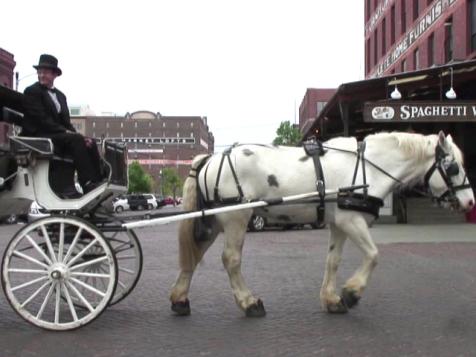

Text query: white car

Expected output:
[112,196,129,213]
[143,194,158,210]
[28,201,50,222]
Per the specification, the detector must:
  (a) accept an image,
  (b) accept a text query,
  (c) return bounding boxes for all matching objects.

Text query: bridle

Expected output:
[423,144,471,204]
[319,140,472,207]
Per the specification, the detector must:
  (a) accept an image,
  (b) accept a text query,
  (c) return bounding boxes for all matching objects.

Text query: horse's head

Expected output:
[424,131,474,212]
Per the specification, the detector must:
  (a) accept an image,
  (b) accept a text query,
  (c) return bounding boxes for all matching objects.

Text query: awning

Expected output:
[303,59,476,140]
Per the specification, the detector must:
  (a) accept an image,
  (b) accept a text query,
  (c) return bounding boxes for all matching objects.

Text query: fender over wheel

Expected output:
[1,216,117,331]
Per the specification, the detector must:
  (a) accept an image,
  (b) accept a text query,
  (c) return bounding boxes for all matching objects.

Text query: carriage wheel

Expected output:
[77,229,142,305]
[1,216,117,331]
[65,228,142,306]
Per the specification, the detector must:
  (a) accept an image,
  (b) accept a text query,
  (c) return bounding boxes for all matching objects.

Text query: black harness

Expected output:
[423,145,471,205]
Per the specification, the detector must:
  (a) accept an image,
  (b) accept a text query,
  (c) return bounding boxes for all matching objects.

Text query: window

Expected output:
[366,38,371,73]
[366,0,371,21]
[427,0,432,6]
[413,0,419,22]
[401,58,407,72]
[317,102,327,115]
[413,48,419,70]
[428,32,435,66]
[93,122,96,128]
[401,0,407,34]
[121,122,123,128]
[471,0,476,51]
[444,17,453,62]
[382,17,387,55]
[374,30,378,66]
[391,5,396,45]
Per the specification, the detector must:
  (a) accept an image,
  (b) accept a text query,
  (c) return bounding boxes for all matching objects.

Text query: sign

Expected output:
[127,159,192,165]
[108,137,196,145]
[372,0,457,77]
[363,101,476,122]
[365,0,392,36]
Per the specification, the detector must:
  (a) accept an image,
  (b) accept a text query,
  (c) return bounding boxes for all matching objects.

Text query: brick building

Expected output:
[366,0,476,78]
[298,88,336,134]
[71,111,214,188]
[0,48,16,145]
[0,48,15,88]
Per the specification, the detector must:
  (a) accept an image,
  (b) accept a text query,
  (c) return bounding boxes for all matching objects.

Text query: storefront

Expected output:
[302,60,476,222]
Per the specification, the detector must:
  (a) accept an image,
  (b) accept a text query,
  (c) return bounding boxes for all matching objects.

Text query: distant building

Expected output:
[0,48,16,145]
[72,111,214,187]
[0,48,15,88]
[298,88,336,135]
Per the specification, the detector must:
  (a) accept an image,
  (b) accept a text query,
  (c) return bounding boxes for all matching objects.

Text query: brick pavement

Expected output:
[1,219,476,356]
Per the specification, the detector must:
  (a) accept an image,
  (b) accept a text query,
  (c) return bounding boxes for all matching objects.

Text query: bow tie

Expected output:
[48,88,57,93]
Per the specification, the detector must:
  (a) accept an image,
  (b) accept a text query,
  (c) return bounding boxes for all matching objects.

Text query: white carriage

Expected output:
[0,86,143,330]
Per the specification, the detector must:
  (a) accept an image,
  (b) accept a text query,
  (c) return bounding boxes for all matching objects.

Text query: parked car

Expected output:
[248,214,325,232]
[112,195,129,213]
[28,201,50,222]
[155,195,167,208]
[142,194,158,210]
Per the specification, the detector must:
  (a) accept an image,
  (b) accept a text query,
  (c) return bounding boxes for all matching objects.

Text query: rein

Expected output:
[321,141,469,204]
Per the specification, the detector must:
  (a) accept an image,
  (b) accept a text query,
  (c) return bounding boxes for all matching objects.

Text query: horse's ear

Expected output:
[438,131,445,145]
[446,134,454,144]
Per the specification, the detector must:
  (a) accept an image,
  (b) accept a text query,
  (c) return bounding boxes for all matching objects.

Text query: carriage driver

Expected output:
[22,54,104,196]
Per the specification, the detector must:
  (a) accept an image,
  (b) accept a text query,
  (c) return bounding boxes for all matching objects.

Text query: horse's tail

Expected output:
[178,154,210,272]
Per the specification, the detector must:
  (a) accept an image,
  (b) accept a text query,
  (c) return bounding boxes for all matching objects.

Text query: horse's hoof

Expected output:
[171,299,191,316]
[245,299,266,317]
[326,300,348,314]
[341,288,360,309]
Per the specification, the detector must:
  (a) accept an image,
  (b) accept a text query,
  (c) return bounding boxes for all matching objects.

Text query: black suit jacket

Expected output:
[22,82,76,136]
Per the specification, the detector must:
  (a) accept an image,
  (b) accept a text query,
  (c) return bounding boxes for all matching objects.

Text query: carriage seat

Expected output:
[9,136,54,159]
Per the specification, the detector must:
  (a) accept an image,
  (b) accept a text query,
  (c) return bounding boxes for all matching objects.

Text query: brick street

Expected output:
[1,212,476,356]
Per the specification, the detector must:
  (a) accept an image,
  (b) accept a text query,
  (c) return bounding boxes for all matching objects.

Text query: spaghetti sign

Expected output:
[363,101,476,122]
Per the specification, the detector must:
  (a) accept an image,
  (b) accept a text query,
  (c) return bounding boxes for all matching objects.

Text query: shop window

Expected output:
[471,0,476,51]
[317,102,327,115]
[413,48,419,70]
[401,58,407,72]
[391,5,396,45]
[374,30,378,66]
[428,33,435,66]
[366,38,371,73]
[401,0,407,34]
[444,17,453,62]
[413,0,419,22]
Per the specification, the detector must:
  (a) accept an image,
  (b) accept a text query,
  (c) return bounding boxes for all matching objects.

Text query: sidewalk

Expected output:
[371,223,476,244]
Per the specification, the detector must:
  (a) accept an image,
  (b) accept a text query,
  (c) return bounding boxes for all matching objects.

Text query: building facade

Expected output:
[71,111,214,188]
[298,88,336,133]
[366,0,476,78]
[0,48,16,145]
[0,48,15,88]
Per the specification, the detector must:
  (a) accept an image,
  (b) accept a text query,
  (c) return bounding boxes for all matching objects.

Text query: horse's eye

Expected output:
[444,161,459,176]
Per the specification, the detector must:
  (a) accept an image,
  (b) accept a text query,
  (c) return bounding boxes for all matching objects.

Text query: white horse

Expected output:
[169,131,474,316]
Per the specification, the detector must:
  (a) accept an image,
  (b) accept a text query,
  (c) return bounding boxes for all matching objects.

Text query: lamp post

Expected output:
[15,71,37,92]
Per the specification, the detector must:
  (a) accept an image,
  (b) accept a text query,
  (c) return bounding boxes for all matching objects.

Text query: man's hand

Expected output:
[84,137,95,148]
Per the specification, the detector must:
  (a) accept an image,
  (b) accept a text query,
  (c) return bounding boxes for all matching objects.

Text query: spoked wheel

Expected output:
[1,216,117,331]
[86,229,142,305]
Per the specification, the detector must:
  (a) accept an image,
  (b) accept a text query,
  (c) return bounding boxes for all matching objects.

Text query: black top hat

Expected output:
[33,54,62,76]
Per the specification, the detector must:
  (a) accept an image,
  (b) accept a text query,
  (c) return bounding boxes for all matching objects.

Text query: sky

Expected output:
[2,0,364,150]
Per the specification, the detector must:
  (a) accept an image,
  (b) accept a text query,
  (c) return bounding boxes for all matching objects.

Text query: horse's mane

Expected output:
[365,131,464,164]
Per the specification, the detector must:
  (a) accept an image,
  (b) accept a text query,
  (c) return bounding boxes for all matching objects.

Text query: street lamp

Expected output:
[15,71,37,91]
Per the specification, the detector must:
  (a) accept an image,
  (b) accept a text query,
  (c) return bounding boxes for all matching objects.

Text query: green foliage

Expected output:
[128,161,154,193]
[161,167,183,199]
[272,120,302,146]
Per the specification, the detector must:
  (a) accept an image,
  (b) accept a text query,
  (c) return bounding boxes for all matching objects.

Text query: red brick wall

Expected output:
[365,0,471,78]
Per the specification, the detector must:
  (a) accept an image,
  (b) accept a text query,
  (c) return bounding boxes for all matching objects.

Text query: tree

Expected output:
[161,167,183,201]
[272,121,302,146]
[128,161,154,193]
